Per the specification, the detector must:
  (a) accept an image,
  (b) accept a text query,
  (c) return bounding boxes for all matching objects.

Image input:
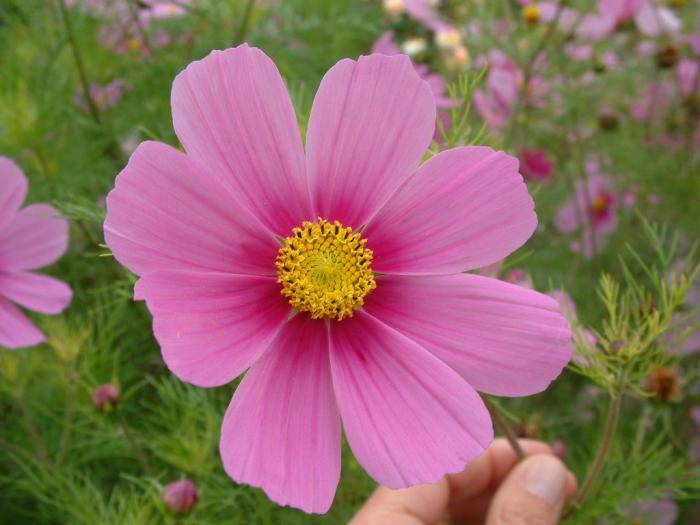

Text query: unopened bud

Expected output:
[401,37,428,57]
[598,110,619,131]
[383,0,405,17]
[646,366,682,402]
[655,44,680,69]
[523,4,540,25]
[435,28,461,50]
[552,440,567,460]
[163,479,198,514]
[92,384,120,412]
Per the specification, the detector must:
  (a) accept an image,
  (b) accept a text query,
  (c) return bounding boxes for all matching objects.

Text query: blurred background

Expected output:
[0,1,699,523]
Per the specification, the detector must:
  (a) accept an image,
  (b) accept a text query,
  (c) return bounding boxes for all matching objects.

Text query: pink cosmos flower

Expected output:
[473,50,548,131]
[555,159,617,258]
[0,157,72,349]
[372,31,452,108]
[75,79,131,112]
[623,500,678,525]
[577,0,680,40]
[678,58,700,98]
[520,148,554,181]
[103,45,572,513]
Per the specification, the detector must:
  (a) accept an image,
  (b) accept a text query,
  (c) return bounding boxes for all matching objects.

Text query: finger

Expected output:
[348,439,556,525]
[485,454,574,525]
[447,439,554,523]
[348,480,450,525]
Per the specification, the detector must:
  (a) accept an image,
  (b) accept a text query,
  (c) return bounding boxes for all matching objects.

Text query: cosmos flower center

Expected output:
[275,219,376,321]
[522,4,540,24]
[591,195,609,217]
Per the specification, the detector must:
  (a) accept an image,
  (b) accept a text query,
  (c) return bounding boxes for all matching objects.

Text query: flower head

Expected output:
[104,45,572,513]
[163,479,198,514]
[555,159,618,258]
[92,383,120,412]
[0,157,72,349]
[520,148,554,181]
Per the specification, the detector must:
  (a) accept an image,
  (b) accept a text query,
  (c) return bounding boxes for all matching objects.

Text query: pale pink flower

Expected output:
[0,158,72,349]
[75,79,131,111]
[474,50,549,131]
[623,500,678,525]
[631,81,674,122]
[678,58,700,97]
[372,32,452,108]
[520,148,554,181]
[555,160,617,258]
[104,45,572,513]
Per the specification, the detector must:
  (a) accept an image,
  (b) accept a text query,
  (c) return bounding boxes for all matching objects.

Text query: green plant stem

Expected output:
[57,0,101,125]
[55,366,76,469]
[117,414,155,477]
[233,0,256,45]
[15,396,49,464]
[571,377,624,507]
[483,396,526,460]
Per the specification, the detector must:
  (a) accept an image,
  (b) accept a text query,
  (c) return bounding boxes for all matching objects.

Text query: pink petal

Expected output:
[0,157,27,231]
[0,271,72,314]
[220,315,340,513]
[329,311,493,488]
[0,297,45,349]
[0,204,68,272]
[365,147,536,275]
[306,53,435,229]
[104,141,277,277]
[364,274,572,397]
[171,45,310,235]
[136,270,290,387]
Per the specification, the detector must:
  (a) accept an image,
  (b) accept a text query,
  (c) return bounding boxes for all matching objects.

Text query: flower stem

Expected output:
[233,0,256,45]
[483,396,526,460]
[15,396,51,465]
[57,0,101,125]
[117,414,155,477]
[571,373,625,508]
[55,365,77,469]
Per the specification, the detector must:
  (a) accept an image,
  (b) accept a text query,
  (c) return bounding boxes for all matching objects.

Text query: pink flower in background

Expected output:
[104,45,572,513]
[372,31,452,108]
[75,79,131,111]
[631,81,673,122]
[623,500,678,525]
[576,0,679,40]
[0,157,72,349]
[474,49,548,131]
[555,159,618,258]
[163,479,198,514]
[520,148,554,181]
[678,59,700,97]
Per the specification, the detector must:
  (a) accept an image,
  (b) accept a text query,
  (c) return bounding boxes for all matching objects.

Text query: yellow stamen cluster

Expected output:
[591,196,608,215]
[523,4,540,24]
[276,219,376,321]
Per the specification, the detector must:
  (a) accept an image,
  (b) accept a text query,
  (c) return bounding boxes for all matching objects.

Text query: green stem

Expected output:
[55,365,77,469]
[571,374,625,508]
[57,0,101,125]
[233,0,256,45]
[483,396,526,460]
[117,414,155,477]
[15,396,49,464]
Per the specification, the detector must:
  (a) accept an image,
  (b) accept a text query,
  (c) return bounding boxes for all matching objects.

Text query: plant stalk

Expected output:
[483,396,526,460]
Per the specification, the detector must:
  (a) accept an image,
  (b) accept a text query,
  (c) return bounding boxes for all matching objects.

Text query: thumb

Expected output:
[486,454,570,525]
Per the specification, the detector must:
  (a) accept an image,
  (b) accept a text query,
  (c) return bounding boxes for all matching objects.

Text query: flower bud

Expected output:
[655,44,680,69]
[163,479,198,514]
[645,366,682,402]
[92,384,120,412]
[523,4,540,25]
[552,440,567,460]
[598,110,619,131]
[383,0,405,17]
[435,28,461,50]
[400,37,428,57]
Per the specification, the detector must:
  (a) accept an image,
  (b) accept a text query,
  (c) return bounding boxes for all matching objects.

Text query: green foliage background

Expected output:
[0,1,699,523]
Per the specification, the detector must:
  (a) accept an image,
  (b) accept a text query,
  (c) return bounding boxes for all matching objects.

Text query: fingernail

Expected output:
[523,455,567,505]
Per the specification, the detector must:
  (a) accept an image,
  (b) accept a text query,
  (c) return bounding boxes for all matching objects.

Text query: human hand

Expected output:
[349,438,577,525]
